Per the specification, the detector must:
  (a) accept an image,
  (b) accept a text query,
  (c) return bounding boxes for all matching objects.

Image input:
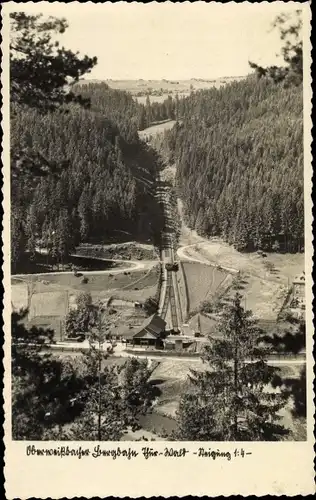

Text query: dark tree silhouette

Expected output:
[175,294,289,441]
[10,12,97,112]
[249,10,303,85]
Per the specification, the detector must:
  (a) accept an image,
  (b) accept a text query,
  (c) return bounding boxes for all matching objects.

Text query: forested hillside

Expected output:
[10,94,165,273]
[165,76,303,252]
[75,81,177,132]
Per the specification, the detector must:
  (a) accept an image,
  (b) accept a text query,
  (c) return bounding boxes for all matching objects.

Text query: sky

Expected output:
[4,1,304,80]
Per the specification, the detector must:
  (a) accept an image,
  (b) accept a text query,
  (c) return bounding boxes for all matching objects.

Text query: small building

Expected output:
[180,323,195,337]
[293,272,305,299]
[163,335,195,351]
[109,323,140,343]
[131,314,167,347]
[109,313,166,348]
[290,272,305,319]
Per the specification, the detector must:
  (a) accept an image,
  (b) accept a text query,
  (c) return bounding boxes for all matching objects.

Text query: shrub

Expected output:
[272,241,280,252]
[143,297,159,316]
[200,300,213,314]
[264,261,275,272]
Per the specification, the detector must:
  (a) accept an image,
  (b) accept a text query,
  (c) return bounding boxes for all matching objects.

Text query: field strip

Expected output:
[194,243,297,286]
[177,261,189,321]
[120,264,158,291]
[171,270,182,326]
[202,265,215,303]
[178,243,291,288]
[206,272,232,302]
[177,243,239,274]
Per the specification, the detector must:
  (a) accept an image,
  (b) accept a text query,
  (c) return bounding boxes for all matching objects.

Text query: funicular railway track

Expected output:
[169,270,179,330]
[160,271,171,319]
[156,177,182,331]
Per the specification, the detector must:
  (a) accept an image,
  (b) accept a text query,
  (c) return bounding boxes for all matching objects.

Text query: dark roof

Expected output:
[133,314,166,339]
[141,313,166,331]
[109,314,166,339]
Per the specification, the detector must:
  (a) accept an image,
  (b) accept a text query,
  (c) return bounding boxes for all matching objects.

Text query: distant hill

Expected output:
[77,76,248,96]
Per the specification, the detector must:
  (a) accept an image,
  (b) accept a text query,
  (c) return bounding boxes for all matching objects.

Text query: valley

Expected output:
[11,115,306,442]
[9,7,306,445]
[6,5,312,499]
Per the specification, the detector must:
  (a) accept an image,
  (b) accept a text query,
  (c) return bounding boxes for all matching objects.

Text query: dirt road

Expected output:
[13,255,157,279]
[49,341,306,366]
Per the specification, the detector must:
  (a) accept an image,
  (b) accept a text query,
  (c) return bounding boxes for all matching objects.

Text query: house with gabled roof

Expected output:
[131,313,166,347]
[109,313,167,347]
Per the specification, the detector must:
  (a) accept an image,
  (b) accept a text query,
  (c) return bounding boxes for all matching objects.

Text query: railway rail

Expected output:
[160,271,172,319]
[155,173,183,332]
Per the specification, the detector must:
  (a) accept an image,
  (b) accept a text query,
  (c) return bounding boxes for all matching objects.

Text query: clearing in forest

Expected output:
[180,239,304,320]
[29,291,68,319]
[11,265,158,321]
[76,242,157,261]
[11,282,29,311]
[181,262,230,313]
[138,120,176,139]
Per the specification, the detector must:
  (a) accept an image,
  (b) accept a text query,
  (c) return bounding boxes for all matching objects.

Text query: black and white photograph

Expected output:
[7,0,311,442]
[2,1,314,496]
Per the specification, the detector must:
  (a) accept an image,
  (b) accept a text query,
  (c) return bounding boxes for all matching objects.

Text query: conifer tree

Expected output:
[175,294,289,441]
[65,306,153,440]
[63,305,124,440]
[249,10,303,86]
[10,12,97,112]
[12,311,83,439]
[145,94,152,126]
[11,209,27,273]
[65,292,97,340]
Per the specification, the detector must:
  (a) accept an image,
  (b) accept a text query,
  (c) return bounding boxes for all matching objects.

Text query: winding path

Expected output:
[12,253,158,280]
[177,243,211,265]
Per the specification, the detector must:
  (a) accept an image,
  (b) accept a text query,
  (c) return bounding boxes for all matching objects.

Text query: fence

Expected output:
[20,341,306,361]
[277,285,294,320]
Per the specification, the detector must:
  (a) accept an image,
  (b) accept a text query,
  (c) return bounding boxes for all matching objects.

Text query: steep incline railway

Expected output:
[155,173,182,332]
[169,267,180,330]
[160,271,171,319]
